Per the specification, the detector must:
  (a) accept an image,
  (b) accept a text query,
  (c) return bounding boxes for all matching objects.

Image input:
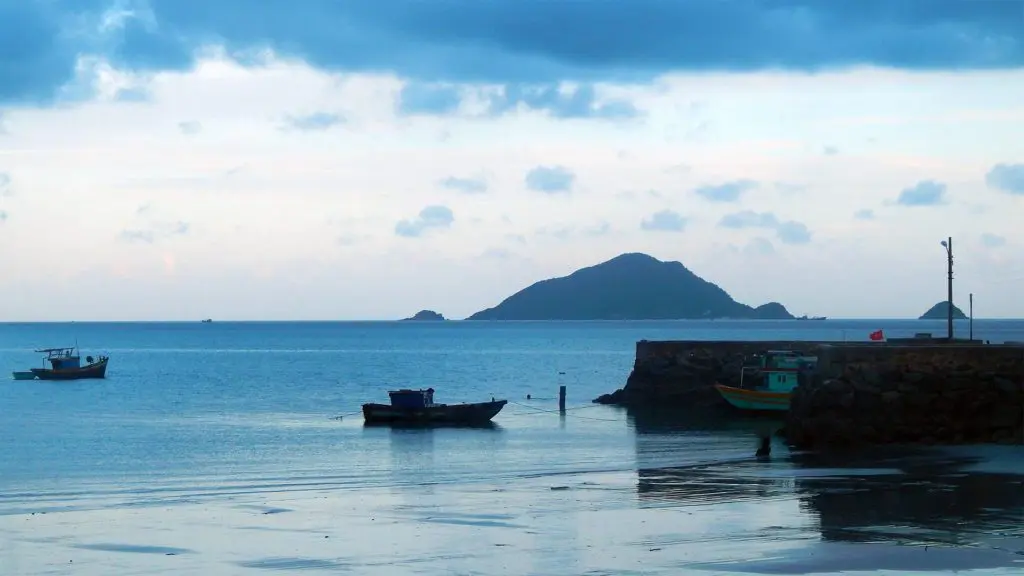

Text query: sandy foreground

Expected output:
[2,449,1023,575]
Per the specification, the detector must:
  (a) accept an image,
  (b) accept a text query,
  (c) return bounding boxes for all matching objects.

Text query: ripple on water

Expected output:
[73,543,193,555]
[236,557,352,570]
[687,540,1024,574]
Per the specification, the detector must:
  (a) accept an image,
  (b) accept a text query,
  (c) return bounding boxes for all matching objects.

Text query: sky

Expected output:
[1,0,1024,321]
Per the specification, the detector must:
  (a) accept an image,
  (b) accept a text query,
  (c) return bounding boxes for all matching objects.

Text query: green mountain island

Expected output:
[918,301,967,320]
[466,252,795,320]
[402,310,446,321]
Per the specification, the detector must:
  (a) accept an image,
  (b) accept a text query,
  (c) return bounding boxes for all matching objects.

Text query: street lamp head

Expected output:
[940,240,948,248]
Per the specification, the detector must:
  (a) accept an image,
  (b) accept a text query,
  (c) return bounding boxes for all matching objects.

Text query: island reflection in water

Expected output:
[630,408,1024,572]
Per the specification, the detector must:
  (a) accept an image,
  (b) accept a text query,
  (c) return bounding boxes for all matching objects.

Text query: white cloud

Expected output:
[980,232,1006,248]
[0,56,1023,319]
[640,210,687,232]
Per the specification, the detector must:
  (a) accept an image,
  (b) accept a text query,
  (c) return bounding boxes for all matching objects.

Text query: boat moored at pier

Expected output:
[713,350,818,412]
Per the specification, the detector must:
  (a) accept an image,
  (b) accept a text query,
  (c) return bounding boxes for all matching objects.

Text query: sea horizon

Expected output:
[2,316,1021,324]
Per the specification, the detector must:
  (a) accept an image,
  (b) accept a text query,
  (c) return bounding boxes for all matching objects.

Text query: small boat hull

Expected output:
[31,357,109,381]
[714,383,791,412]
[362,399,507,425]
[12,371,36,380]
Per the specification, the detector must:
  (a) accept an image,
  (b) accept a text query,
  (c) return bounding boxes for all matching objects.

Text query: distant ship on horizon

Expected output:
[796,315,827,321]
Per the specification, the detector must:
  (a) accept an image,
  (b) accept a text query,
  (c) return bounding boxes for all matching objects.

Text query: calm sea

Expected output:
[1,319,1023,574]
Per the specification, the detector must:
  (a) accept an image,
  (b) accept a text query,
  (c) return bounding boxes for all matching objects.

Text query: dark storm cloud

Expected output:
[3,0,1023,104]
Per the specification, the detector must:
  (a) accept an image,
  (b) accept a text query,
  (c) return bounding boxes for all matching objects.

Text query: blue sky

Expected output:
[1,0,1023,320]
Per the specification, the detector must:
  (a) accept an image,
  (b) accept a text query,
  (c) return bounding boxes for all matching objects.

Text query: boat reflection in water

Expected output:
[629,406,1024,572]
[630,405,794,507]
[792,448,1024,547]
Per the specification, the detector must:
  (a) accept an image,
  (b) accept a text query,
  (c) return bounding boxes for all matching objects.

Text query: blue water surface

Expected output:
[0,319,1021,512]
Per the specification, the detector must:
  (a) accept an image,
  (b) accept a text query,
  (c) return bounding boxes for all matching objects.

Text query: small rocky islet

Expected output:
[918,301,968,320]
[401,310,446,321]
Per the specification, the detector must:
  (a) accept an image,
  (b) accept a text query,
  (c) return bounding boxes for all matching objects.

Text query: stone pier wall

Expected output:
[595,339,1024,446]
[594,340,818,409]
[786,345,1024,448]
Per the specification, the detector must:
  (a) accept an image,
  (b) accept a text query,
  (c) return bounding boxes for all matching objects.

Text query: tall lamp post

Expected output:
[940,238,953,341]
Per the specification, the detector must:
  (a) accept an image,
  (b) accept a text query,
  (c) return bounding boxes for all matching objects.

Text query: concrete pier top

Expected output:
[633,339,1024,379]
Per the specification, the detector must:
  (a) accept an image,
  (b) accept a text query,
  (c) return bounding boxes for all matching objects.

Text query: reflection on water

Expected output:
[364,421,503,431]
[632,408,1024,558]
[638,463,795,507]
[792,451,1024,548]
[366,423,508,491]
[628,405,785,436]
[630,406,786,473]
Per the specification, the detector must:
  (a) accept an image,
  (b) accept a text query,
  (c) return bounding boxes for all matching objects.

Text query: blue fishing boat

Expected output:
[27,347,109,381]
[714,350,818,412]
[362,388,507,425]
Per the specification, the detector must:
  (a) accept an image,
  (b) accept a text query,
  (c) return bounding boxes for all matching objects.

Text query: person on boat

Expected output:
[426,388,435,405]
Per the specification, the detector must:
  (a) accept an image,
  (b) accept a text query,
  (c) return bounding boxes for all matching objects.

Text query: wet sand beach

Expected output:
[3,439,1022,575]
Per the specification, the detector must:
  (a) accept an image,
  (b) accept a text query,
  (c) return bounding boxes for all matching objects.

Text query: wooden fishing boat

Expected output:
[714,350,818,412]
[28,347,109,381]
[362,388,507,425]
[713,384,792,411]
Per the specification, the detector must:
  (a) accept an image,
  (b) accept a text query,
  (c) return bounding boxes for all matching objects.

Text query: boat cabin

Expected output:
[388,388,436,409]
[742,350,819,392]
[36,347,81,370]
[762,350,818,370]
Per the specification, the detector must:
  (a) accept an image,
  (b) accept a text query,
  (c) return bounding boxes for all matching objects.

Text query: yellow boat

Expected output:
[713,383,793,411]
[714,350,818,412]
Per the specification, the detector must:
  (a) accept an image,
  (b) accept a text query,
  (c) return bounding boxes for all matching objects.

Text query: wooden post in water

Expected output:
[558,385,566,413]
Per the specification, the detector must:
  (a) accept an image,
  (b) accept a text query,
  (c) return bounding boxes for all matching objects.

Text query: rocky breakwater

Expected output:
[593,340,814,409]
[786,345,1024,449]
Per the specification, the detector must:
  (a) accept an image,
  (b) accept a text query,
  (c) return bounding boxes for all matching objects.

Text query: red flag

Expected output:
[869,329,885,341]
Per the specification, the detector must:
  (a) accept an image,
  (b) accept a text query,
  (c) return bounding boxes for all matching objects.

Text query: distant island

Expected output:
[919,301,967,320]
[466,252,795,321]
[402,310,446,321]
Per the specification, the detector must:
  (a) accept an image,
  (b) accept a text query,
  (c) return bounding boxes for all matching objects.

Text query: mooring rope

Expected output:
[329,410,363,420]
[507,400,623,422]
